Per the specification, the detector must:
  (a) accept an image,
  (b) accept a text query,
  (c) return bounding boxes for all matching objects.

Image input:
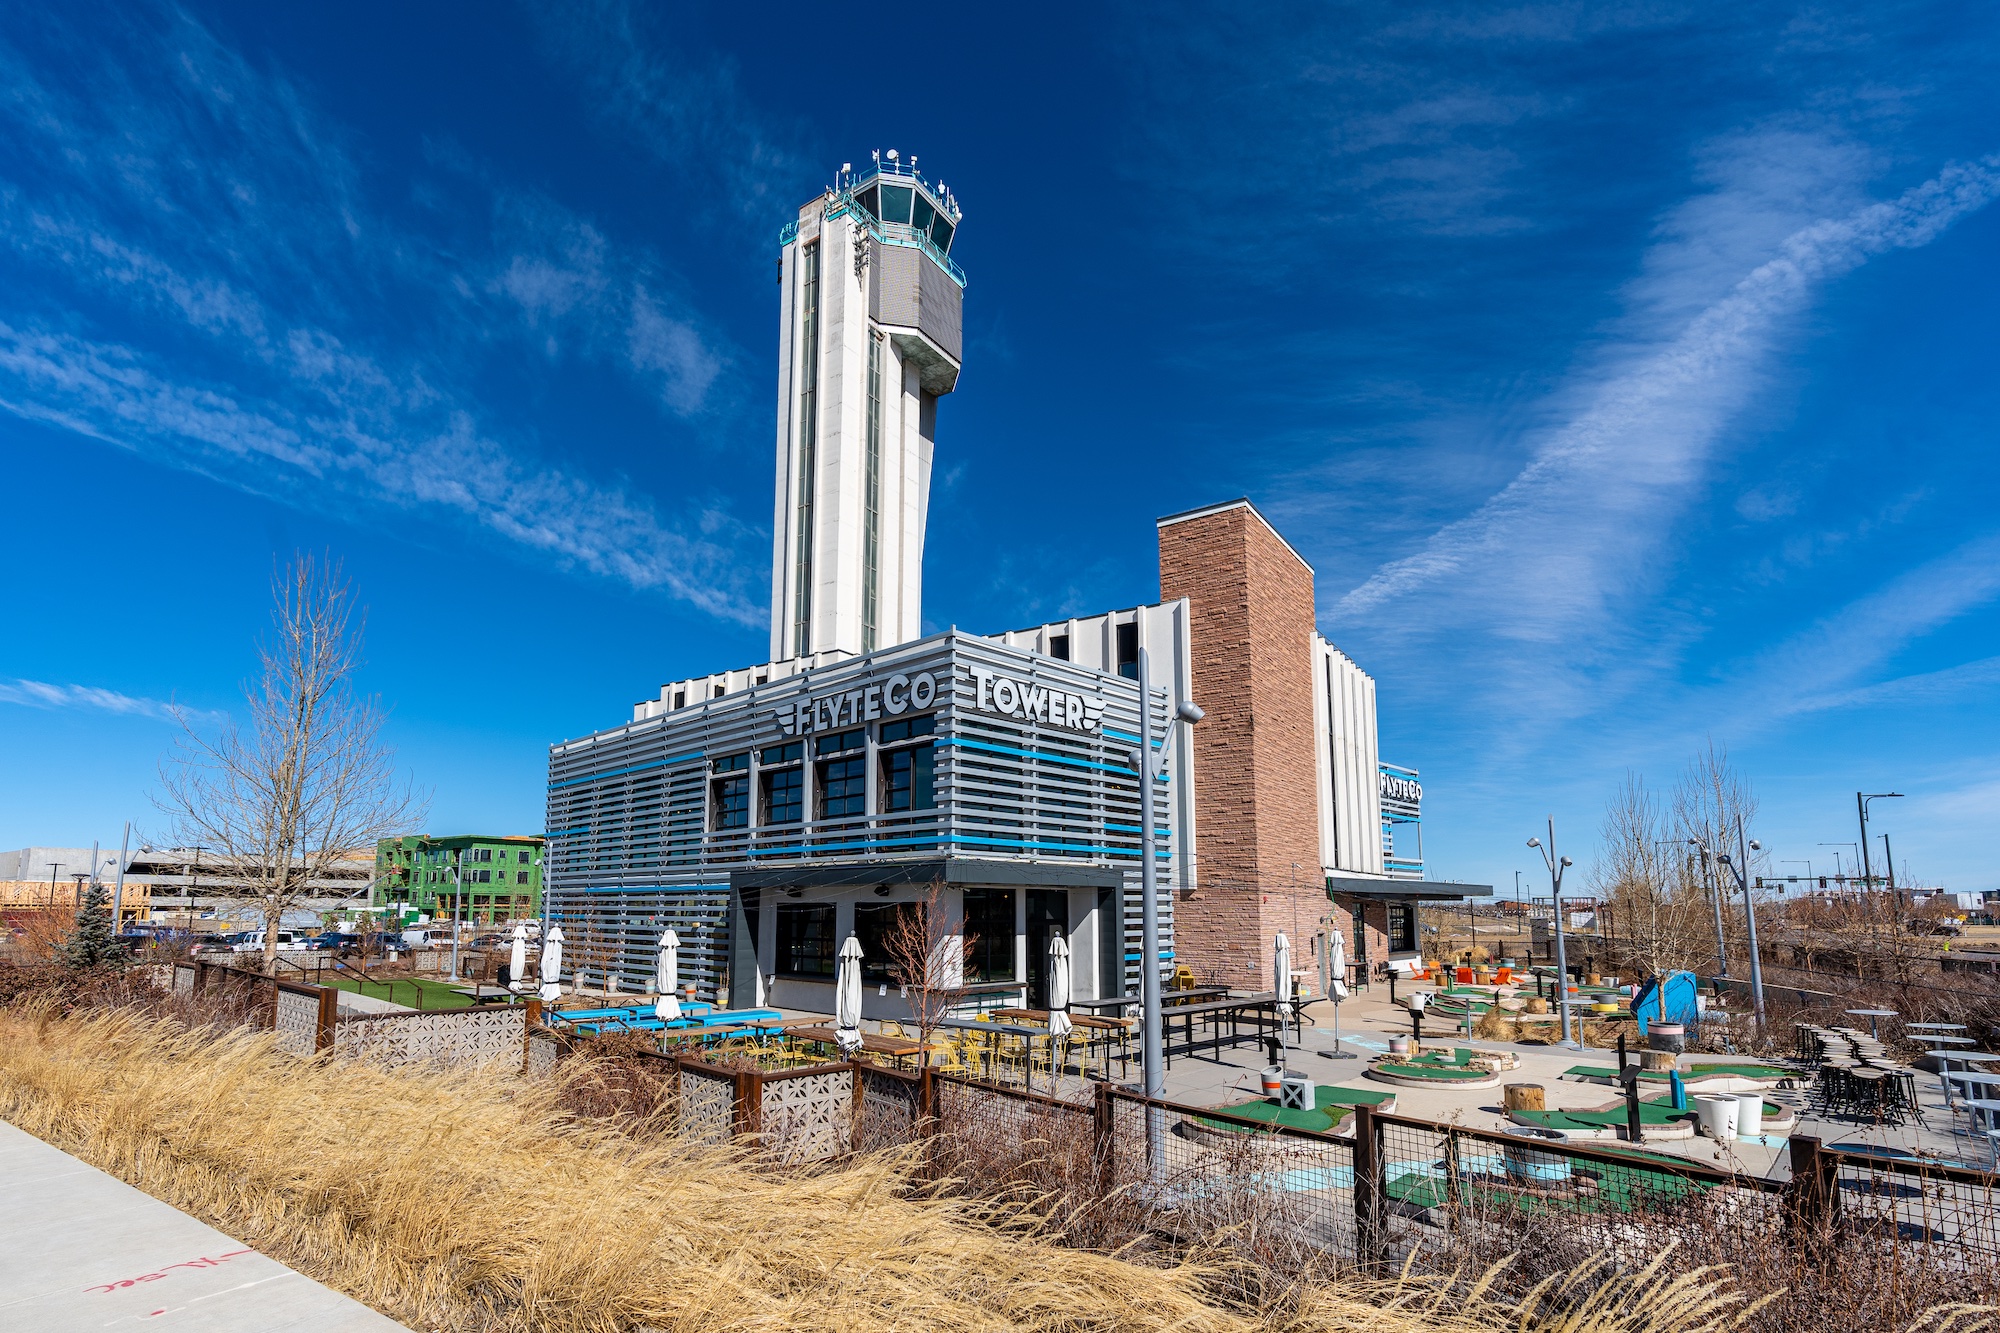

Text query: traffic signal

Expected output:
[1819,877,1828,889]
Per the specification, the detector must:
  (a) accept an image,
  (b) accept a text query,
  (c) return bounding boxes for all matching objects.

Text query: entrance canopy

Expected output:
[1325,874,1492,903]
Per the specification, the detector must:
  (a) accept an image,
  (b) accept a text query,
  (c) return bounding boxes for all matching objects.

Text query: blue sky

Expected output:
[2,2,1995,895]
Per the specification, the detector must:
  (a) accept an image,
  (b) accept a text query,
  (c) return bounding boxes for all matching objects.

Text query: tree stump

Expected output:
[1641,1050,1676,1072]
[1504,1083,1546,1112]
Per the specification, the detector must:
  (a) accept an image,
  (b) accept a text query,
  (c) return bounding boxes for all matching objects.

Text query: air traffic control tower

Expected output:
[769,151,965,665]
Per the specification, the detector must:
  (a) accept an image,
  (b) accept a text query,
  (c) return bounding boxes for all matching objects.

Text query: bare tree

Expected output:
[1669,738,1762,969]
[156,555,426,974]
[881,877,975,1058]
[1592,772,1713,981]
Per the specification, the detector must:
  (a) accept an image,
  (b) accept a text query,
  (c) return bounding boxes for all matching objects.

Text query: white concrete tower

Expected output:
[769,151,965,662]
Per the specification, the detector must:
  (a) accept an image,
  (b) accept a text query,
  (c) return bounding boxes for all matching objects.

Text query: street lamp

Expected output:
[1713,818,1766,1031]
[1132,644,1204,1103]
[1527,820,1578,1050]
[1857,792,1903,895]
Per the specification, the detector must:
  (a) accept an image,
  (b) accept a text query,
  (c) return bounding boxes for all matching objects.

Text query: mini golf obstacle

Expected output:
[1365,1045,1518,1090]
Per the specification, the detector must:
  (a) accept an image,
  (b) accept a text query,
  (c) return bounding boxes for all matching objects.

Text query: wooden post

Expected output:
[315,984,339,1053]
[1352,1102,1383,1271]
[733,1069,761,1142]
[1093,1080,1116,1195]
[1622,1067,1644,1144]
[917,1064,938,1129]
[1785,1135,1840,1240]
[1503,1083,1545,1112]
[850,1061,865,1150]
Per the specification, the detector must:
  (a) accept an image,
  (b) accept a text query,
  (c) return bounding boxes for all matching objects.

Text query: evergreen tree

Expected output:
[61,879,122,970]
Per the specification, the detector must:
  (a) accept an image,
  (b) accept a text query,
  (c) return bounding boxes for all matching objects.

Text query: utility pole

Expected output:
[1715,816,1766,1031]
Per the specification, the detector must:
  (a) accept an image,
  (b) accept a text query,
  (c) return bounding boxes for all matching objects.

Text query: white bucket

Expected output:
[1693,1094,1740,1140]
[1261,1066,1285,1097]
[1735,1093,1765,1138]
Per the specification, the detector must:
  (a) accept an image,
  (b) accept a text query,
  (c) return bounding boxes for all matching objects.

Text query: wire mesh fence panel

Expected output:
[1823,1155,2000,1315]
[1104,1093,1361,1270]
[1375,1117,1789,1287]
[855,1067,922,1154]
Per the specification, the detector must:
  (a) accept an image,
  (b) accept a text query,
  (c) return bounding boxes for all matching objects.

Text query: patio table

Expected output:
[1908,1022,1968,1031]
[1846,1008,1899,1040]
[787,1026,925,1064]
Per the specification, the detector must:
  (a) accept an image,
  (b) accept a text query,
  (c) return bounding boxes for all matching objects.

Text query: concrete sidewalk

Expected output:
[0,1119,410,1332]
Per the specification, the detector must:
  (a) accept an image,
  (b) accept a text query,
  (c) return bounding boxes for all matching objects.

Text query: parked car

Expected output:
[189,932,248,957]
[231,929,311,954]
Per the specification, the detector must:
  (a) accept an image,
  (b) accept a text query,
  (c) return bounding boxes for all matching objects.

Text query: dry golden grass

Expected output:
[0,1003,1794,1333]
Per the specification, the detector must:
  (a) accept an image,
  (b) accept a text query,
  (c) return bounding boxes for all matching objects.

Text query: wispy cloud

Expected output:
[0,5,760,623]
[1336,153,2000,640]
[523,0,813,230]
[0,678,222,725]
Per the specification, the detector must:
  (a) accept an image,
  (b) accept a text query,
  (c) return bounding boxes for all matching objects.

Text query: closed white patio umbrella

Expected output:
[539,925,565,1003]
[1326,928,1355,1059]
[1047,934,1073,1042]
[834,934,864,1056]
[1274,932,1293,1051]
[507,922,528,995]
[655,929,682,1021]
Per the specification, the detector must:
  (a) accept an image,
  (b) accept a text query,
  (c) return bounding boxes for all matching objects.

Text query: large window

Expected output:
[712,752,750,831]
[818,755,866,819]
[962,888,1016,982]
[853,901,919,983]
[881,745,934,812]
[1116,622,1139,679]
[760,741,803,825]
[775,903,836,977]
[862,332,883,653]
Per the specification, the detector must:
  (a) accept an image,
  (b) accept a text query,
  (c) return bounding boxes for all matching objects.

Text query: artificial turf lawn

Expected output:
[1386,1158,1708,1214]
[318,975,478,1010]
[1201,1085,1397,1133]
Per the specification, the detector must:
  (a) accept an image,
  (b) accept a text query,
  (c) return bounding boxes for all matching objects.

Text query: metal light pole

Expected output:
[451,850,464,984]
[1715,816,1766,1031]
[1690,840,1729,978]
[111,822,131,936]
[1527,819,1577,1049]
[1134,645,1203,1101]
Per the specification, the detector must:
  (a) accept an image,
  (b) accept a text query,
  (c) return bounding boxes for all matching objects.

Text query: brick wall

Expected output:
[1158,502,1323,985]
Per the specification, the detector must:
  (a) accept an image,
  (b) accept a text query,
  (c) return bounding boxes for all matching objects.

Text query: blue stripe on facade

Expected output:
[939,736,1170,779]
[548,750,705,791]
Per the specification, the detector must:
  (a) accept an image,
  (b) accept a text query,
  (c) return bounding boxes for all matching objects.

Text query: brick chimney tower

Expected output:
[1156,499,1323,987]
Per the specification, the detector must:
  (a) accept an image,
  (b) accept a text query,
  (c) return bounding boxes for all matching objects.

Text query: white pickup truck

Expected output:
[230,929,312,954]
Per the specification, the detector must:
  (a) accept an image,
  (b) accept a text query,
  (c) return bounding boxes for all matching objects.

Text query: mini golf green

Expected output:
[1564,1062,1790,1084]
[1387,1159,1709,1215]
[1510,1094,1782,1136]
[1367,1048,1504,1087]
[1199,1086,1397,1134]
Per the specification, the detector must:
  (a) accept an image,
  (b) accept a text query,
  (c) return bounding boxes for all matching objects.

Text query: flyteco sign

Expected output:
[775,671,939,737]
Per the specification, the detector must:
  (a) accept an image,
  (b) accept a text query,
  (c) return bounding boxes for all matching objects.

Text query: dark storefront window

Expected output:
[775,903,836,977]
[1386,902,1418,954]
[962,887,1016,982]
[853,901,919,983]
[1098,887,1123,997]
